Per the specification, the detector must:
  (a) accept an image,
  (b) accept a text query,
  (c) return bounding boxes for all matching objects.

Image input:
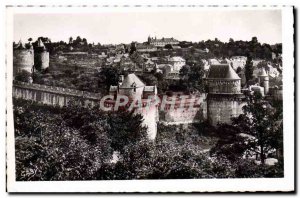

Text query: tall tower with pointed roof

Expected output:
[206,64,245,126]
[258,67,269,95]
[13,40,34,79]
[34,38,49,71]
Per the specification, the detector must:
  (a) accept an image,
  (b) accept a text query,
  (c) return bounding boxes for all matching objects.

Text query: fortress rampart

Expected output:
[207,93,245,126]
[13,81,102,107]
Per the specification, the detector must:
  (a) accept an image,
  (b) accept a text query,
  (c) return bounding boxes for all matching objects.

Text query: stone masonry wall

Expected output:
[159,93,207,124]
[35,51,50,70]
[13,81,101,108]
[13,50,34,75]
[207,97,245,126]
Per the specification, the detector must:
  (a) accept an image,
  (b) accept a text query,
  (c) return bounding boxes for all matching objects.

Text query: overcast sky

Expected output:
[13,10,282,45]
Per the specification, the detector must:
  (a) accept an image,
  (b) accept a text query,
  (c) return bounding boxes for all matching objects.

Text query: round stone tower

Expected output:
[34,38,49,71]
[206,64,245,126]
[13,40,34,78]
[258,67,269,95]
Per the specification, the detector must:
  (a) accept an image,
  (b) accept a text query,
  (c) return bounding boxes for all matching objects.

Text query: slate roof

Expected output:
[37,38,45,48]
[14,40,25,49]
[119,73,145,88]
[258,67,268,76]
[207,64,241,80]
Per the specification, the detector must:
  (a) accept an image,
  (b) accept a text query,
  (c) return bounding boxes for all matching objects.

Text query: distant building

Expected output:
[115,44,125,54]
[258,67,269,95]
[147,36,179,47]
[208,58,221,65]
[167,56,186,71]
[136,44,157,53]
[228,56,247,70]
[249,85,265,97]
[144,59,156,72]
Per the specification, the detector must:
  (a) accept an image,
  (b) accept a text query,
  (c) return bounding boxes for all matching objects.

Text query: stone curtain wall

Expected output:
[13,81,101,107]
[207,95,245,126]
[159,93,208,124]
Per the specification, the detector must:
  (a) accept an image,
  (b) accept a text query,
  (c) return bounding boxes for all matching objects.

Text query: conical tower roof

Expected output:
[119,73,145,88]
[37,38,45,48]
[14,39,25,49]
[258,67,268,77]
[207,64,241,80]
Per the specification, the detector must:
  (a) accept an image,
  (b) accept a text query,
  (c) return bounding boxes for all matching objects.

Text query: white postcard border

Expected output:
[6,5,295,192]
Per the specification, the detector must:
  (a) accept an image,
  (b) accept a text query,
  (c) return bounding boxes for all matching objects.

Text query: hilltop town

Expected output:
[12,35,284,180]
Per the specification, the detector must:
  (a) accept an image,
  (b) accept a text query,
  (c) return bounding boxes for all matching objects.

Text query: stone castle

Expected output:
[13,39,49,78]
[12,43,271,140]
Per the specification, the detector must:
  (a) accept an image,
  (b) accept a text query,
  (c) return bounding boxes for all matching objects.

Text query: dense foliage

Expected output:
[14,97,283,180]
[210,93,283,176]
[14,99,146,180]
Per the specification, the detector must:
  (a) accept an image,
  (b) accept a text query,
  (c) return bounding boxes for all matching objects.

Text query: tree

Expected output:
[82,38,88,45]
[245,55,254,84]
[164,44,173,50]
[212,92,283,165]
[179,60,205,92]
[14,99,112,181]
[107,111,148,153]
[236,66,242,74]
[99,66,119,90]
[251,36,258,44]
[15,70,32,82]
[75,36,82,43]
[130,52,145,69]
[129,42,137,55]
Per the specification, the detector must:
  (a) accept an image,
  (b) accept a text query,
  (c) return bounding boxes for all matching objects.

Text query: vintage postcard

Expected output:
[6,6,294,192]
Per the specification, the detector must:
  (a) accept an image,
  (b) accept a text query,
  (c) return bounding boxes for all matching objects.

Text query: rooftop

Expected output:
[119,73,145,88]
[37,39,45,48]
[207,64,241,80]
[258,67,268,76]
[14,40,25,50]
[168,56,185,62]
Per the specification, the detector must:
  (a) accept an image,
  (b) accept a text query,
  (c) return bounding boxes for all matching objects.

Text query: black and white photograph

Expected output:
[5,5,294,192]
